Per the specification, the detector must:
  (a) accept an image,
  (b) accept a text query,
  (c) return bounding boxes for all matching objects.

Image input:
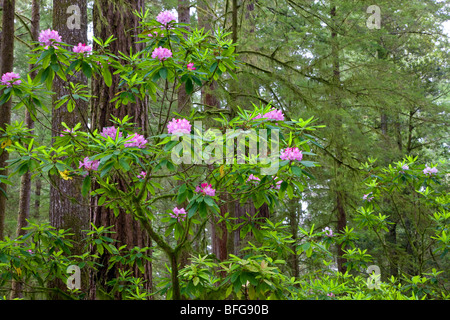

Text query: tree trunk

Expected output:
[16,0,40,242]
[33,178,42,219]
[90,0,152,300]
[330,4,347,273]
[198,0,221,110]
[48,0,90,299]
[11,0,41,299]
[177,0,191,114]
[197,0,229,263]
[0,0,15,241]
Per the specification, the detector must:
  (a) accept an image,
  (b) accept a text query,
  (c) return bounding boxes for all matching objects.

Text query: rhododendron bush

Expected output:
[0,9,447,301]
[0,10,324,300]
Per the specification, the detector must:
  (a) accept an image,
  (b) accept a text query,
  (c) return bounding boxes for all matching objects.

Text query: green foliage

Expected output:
[0,1,448,301]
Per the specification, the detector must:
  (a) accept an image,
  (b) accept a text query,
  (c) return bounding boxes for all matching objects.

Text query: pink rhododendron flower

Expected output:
[60,128,76,137]
[137,171,147,179]
[253,108,285,122]
[156,10,177,26]
[280,147,303,161]
[363,193,374,202]
[151,46,172,61]
[195,183,216,197]
[247,174,261,183]
[167,118,191,135]
[79,157,100,175]
[170,207,187,222]
[73,43,92,55]
[1,72,21,87]
[322,227,334,237]
[100,126,122,140]
[423,166,438,176]
[125,133,148,149]
[187,63,196,71]
[148,31,160,38]
[327,293,335,297]
[269,177,283,190]
[38,29,62,47]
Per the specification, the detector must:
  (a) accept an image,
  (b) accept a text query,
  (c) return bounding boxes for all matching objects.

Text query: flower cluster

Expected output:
[270,177,283,190]
[170,207,187,222]
[280,147,303,161]
[253,108,285,122]
[423,166,438,176]
[187,63,196,71]
[152,46,173,61]
[247,174,261,183]
[125,133,148,149]
[137,171,147,179]
[73,43,92,55]
[322,227,334,237]
[363,193,374,202]
[79,157,100,175]
[60,128,76,137]
[38,29,62,47]
[167,118,191,135]
[399,164,409,173]
[100,126,123,140]
[148,31,161,38]
[1,72,21,87]
[195,183,216,196]
[156,10,177,26]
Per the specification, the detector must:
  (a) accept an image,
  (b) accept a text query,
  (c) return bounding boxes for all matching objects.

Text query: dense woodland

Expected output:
[0,0,448,301]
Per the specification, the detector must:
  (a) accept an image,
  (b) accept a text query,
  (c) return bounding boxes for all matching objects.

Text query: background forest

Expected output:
[0,0,449,301]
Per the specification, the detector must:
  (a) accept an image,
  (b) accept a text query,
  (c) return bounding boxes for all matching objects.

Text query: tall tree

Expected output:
[0,0,15,241]
[197,0,229,262]
[329,2,347,273]
[48,0,89,298]
[16,0,40,241]
[90,0,152,299]
[11,0,40,299]
[177,0,191,114]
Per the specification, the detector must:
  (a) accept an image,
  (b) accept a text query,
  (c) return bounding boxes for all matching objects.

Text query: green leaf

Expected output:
[291,166,302,177]
[102,67,112,87]
[82,175,91,197]
[300,160,317,168]
[100,162,114,177]
[193,276,199,286]
[159,67,168,80]
[40,67,51,84]
[119,158,130,171]
[188,201,199,218]
[166,161,176,171]
[98,195,106,206]
[210,61,218,73]
[185,78,193,94]
[203,196,216,207]
[82,61,92,78]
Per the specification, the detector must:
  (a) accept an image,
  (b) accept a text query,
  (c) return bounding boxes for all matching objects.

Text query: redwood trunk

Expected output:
[11,0,40,299]
[0,0,15,241]
[48,0,90,298]
[90,0,152,299]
